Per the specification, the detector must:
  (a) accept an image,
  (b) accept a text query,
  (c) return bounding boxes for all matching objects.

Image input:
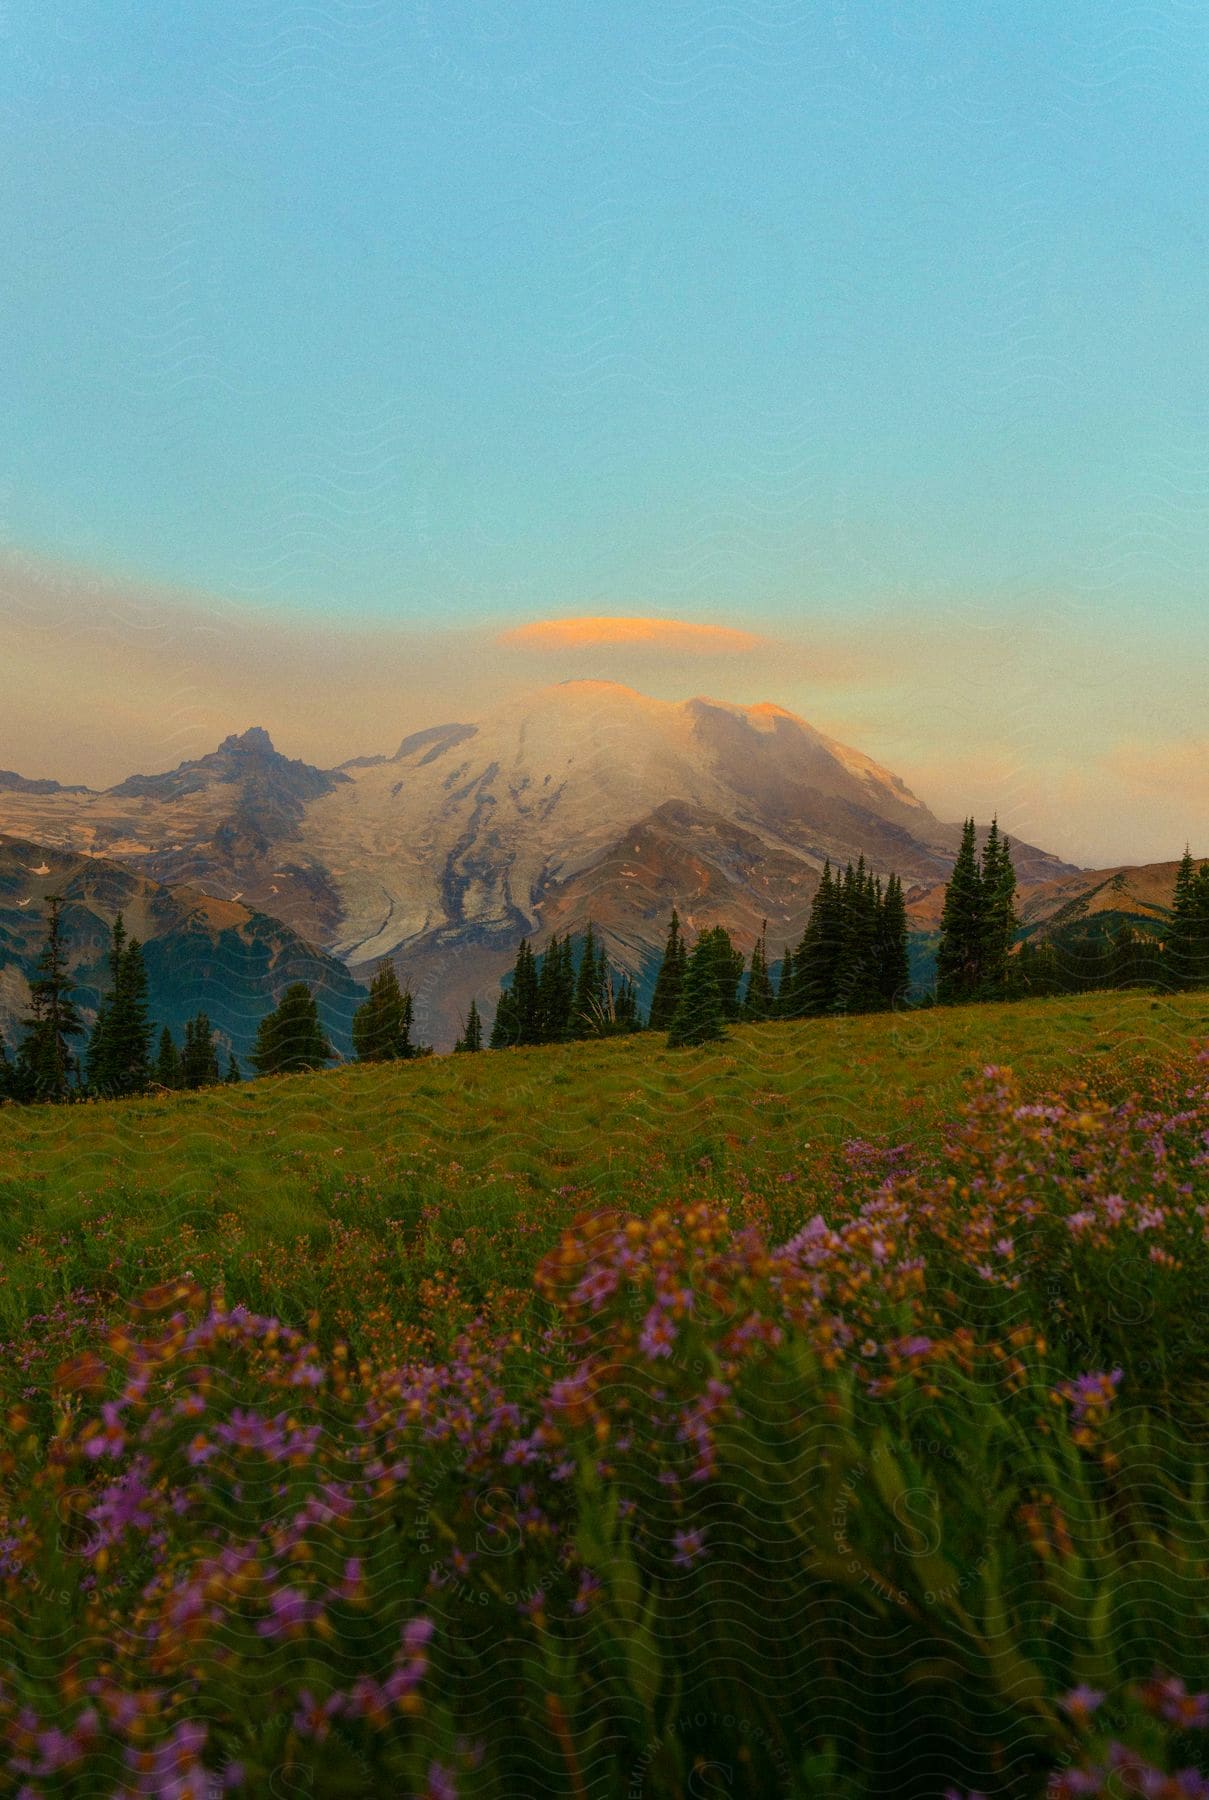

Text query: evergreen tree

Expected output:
[0,1028,11,1102]
[647,911,688,1032]
[774,944,794,1017]
[612,973,641,1031]
[877,874,911,1008]
[352,963,416,1061]
[571,925,607,1036]
[88,915,153,1097]
[1166,848,1201,990]
[936,820,984,1003]
[155,1026,182,1089]
[668,932,728,1047]
[1194,862,1209,988]
[835,859,880,1012]
[697,925,744,1021]
[249,984,334,1076]
[792,862,844,1016]
[225,1054,242,1084]
[182,1014,222,1089]
[512,941,542,1045]
[16,895,84,1102]
[537,935,574,1042]
[979,819,1018,997]
[743,921,775,1020]
[489,984,519,1049]
[454,998,484,1053]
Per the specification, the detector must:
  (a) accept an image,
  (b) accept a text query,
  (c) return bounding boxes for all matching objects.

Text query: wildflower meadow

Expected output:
[2,993,1209,1797]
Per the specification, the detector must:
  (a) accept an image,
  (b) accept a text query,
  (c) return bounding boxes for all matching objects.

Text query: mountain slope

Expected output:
[0,682,1080,1046]
[0,837,366,1066]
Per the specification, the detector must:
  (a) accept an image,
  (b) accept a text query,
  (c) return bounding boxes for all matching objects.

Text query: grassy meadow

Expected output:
[3,989,1209,1797]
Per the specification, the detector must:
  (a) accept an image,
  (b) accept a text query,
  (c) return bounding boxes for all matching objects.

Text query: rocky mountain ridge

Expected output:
[0,681,1082,1046]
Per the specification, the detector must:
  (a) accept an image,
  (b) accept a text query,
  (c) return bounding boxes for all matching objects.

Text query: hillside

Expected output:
[0,681,1078,1046]
[1,989,1203,1241]
[0,835,366,1065]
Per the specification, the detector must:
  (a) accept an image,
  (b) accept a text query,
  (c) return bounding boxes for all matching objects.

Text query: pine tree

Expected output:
[774,944,794,1017]
[743,922,775,1020]
[1194,862,1209,988]
[936,820,984,1003]
[647,911,687,1031]
[489,984,519,1049]
[571,925,606,1036]
[877,874,911,1009]
[793,862,843,1016]
[88,916,153,1097]
[979,819,1018,997]
[835,859,880,1012]
[352,963,416,1061]
[182,1013,221,1089]
[697,926,744,1020]
[512,941,541,1045]
[225,1054,242,1084]
[0,1028,11,1102]
[249,984,334,1076]
[668,932,728,1047]
[536,935,568,1042]
[16,895,84,1102]
[612,973,641,1031]
[454,998,484,1053]
[155,1026,182,1089]
[1167,848,1200,990]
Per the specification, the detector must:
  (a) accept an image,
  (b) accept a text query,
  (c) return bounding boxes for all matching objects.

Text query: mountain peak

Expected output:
[219,727,276,755]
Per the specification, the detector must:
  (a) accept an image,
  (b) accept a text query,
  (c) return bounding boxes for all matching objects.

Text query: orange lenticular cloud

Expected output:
[501,615,765,654]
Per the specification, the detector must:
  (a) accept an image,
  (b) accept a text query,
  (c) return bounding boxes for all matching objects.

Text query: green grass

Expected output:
[3,990,1209,1796]
[0,989,1205,1352]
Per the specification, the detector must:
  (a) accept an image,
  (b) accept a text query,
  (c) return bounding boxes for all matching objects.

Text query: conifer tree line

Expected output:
[935,819,1019,1003]
[778,859,910,1018]
[6,837,1209,1101]
[1011,846,1209,999]
[489,925,640,1048]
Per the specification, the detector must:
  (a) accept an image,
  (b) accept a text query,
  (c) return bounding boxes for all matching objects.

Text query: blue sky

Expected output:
[2,3,1208,864]
[3,1,1209,630]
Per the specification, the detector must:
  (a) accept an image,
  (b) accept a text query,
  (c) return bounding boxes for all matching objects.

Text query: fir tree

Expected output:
[88,915,153,1097]
[489,993,518,1051]
[743,922,775,1020]
[877,874,911,1009]
[1194,862,1209,988]
[1167,848,1201,990]
[0,1028,11,1102]
[647,910,687,1032]
[979,819,1018,996]
[155,1026,182,1089]
[454,998,484,1053]
[182,1014,221,1089]
[612,973,641,1031]
[537,935,574,1042]
[489,984,519,1049]
[936,820,984,1003]
[352,963,416,1061]
[512,941,542,1045]
[668,932,728,1047]
[249,984,334,1076]
[225,1054,242,1084]
[571,925,607,1036]
[792,862,843,1016]
[835,859,880,1012]
[16,895,84,1102]
[698,926,744,1020]
[774,944,794,1017]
